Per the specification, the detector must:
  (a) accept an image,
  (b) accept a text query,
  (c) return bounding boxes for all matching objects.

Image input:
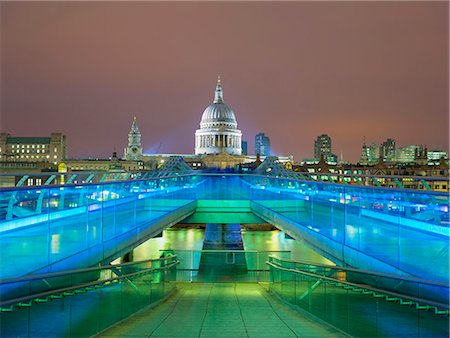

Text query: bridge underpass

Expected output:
[0,171,448,337]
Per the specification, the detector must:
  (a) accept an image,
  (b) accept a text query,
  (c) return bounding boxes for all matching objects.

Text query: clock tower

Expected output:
[123,117,143,161]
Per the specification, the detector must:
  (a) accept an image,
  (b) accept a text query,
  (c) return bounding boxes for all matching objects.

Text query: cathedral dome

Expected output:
[195,77,242,156]
[199,77,237,129]
[200,103,237,128]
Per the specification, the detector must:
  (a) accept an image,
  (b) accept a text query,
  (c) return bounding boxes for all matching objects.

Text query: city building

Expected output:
[427,149,448,163]
[314,134,332,159]
[123,117,144,161]
[360,140,379,165]
[255,133,271,156]
[195,77,242,156]
[241,140,248,155]
[0,132,67,165]
[396,145,422,163]
[380,138,396,162]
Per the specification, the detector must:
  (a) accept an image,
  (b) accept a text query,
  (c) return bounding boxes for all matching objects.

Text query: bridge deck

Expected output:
[99,282,344,338]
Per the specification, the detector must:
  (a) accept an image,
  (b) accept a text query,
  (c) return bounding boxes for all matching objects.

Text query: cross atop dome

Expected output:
[214,75,224,104]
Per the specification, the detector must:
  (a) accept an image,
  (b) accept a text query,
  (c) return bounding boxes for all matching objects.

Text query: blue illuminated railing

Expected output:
[0,255,178,337]
[0,173,448,290]
[0,174,202,279]
[267,256,449,337]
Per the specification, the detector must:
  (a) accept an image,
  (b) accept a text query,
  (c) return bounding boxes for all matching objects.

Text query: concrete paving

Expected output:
[99,282,345,338]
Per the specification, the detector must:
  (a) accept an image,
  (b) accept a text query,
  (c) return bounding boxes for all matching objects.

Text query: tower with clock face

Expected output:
[123,117,143,161]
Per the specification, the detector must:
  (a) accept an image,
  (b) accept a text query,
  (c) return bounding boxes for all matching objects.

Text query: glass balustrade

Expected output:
[0,255,178,337]
[267,256,449,338]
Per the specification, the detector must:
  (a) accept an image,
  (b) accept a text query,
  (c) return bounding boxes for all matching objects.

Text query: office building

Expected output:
[0,132,67,165]
[255,133,271,156]
[241,140,248,155]
[381,138,396,162]
[314,134,332,159]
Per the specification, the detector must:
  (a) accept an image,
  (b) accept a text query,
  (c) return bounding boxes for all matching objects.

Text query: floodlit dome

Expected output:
[200,79,238,129]
[195,77,242,155]
[200,103,237,129]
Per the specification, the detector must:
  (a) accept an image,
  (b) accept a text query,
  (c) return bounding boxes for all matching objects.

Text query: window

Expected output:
[27,145,30,148]
[32,145,35,148]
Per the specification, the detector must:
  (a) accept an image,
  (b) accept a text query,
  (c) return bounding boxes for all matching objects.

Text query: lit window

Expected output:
[37,155,40,159]
[54,155,57,159]
[27,150,29,153]
[46,155,50,158]
[22,145,24,148]
[32,145,35,148]
[20,155,24,158]
[11,145,14,148]
[27,145,30,148]
[54,147,57,152]
[26,155,29,158]
[37,149,40,153]
[31,155,34,158]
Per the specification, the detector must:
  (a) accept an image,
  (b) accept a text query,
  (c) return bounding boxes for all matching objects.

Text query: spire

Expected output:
[213,75,224,103]
[131,116,139,132]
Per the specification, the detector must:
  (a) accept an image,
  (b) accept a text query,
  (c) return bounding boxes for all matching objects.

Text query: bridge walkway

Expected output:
[99,282,344,338]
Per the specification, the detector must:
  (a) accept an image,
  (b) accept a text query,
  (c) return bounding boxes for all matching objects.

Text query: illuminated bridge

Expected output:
[0,159,449,337]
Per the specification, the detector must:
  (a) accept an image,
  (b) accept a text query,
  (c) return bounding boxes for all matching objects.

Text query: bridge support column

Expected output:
[203,223,244,250]
[200,223,247,280]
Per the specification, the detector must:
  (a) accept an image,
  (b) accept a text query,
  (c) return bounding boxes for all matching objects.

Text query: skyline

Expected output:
[1,1,448,163]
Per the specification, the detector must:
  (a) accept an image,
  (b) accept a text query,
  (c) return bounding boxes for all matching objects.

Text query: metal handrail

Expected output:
[0,255,178,284]
[1,172,448,193]
[0,259,179,308]
[267,256,449,287]
[266,261,449,311]
[160,249,291,253]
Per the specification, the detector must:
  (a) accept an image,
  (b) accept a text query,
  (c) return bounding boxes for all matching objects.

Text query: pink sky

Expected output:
[1,1,448,162]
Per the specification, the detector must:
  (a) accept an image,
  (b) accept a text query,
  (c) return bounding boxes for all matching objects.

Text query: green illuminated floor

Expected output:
[99,283,345,337]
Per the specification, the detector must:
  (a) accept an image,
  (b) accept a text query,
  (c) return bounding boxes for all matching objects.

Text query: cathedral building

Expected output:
[122,77,292,170]
[195,77,242,156]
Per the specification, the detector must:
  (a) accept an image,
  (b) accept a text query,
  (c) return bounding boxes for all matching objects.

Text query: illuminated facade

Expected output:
[123,117,144,161]
[0,132,67,165]
[255,133,271,156]
[314,134,332,159]
[195,77,242,155]
[381,138,396,162]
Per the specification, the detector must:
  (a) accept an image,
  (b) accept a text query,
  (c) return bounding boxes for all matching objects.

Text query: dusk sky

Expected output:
[1,1,448,163]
